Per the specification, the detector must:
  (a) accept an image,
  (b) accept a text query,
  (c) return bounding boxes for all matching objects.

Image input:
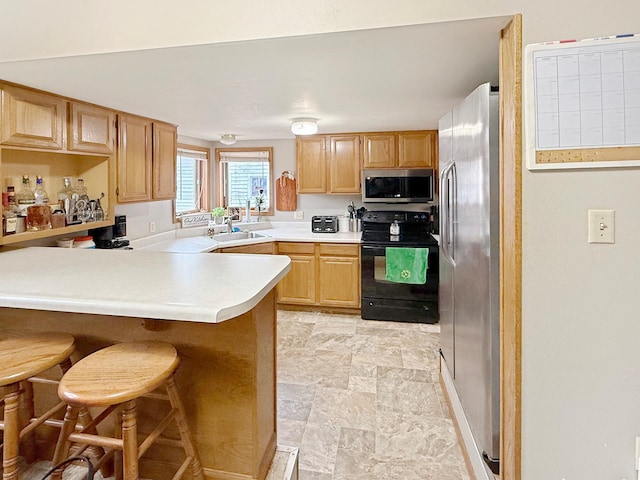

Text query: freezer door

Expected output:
[438,110,455,376]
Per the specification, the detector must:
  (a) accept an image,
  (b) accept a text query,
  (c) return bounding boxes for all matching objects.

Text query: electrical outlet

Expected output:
[587,209,615,244]
[294,211,304,220]
[149,221,156,233]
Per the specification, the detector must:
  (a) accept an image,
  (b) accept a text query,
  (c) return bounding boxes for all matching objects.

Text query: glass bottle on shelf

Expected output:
[57,177,73,203]
[2,187,18,235]
[34,175,49,205]
[15,175,35,215]
[72,178,88,200]
[27,176,51,231]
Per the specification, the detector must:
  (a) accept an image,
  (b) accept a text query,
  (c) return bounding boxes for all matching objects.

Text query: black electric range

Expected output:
[360,211,439,323]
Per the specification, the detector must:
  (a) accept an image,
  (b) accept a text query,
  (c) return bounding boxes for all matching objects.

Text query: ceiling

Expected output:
[0,16,511,142]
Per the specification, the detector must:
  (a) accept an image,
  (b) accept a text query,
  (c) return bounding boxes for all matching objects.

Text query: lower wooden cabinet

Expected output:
[277,242,360,309]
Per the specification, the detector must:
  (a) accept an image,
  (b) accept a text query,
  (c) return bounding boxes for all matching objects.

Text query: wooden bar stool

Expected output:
[51,341,204,480]
[0,332,76,480]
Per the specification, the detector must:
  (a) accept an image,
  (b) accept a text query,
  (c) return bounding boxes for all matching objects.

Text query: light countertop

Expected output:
[138,226,362,254]
[0,247,290,323]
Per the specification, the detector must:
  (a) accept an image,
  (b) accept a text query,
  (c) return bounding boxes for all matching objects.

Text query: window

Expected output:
[175,144,210,216]
[216,147,273,215]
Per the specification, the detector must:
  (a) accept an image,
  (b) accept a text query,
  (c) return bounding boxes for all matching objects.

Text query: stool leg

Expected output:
[121,400,138,480]
[58,358,113,478]
[165,375,204,480]
[18,379,37,464]
[3,384,21,480]
[50,405,79,480]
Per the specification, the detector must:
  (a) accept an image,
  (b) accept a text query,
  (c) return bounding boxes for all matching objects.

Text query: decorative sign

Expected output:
[181,213,210,228]
[525,34,640,169]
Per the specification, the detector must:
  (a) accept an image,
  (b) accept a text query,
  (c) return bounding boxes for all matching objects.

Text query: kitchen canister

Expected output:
[338,216,350,232]
[73,235,96,249]
[56,238,74,248]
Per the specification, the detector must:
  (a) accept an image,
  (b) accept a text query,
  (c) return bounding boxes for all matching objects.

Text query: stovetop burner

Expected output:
[361,210,436,247]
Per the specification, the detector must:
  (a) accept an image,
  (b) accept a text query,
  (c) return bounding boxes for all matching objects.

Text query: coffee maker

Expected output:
[89,215,130,249]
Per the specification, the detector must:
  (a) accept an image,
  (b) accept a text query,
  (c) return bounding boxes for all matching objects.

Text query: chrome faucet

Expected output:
[225,216,233,234]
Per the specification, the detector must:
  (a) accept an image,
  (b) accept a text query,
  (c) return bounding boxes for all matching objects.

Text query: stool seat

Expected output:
[0,333,75,386]
[58,341,179,406]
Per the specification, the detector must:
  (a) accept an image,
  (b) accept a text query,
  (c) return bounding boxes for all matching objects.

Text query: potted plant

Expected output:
[211,207,226,224]
[253,189,266,222]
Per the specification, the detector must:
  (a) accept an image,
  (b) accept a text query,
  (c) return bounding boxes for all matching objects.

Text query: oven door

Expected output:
[361,244,438,322]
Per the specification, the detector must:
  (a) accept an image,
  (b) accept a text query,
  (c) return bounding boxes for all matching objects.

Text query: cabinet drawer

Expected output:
[221,243,274,254]
[278,242,315,255]
[318,243,359,257]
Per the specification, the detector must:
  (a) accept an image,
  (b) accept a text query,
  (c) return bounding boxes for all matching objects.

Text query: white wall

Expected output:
[518,3,640,479]
[5,2,640,478]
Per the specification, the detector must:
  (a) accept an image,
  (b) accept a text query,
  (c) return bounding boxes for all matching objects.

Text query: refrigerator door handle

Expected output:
[440,162,456,266]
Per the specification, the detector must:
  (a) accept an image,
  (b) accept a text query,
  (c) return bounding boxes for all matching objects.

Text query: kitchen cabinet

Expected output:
[328,135,361,193]
[218,242,275,254]
[277,242,360,309]
[318,243,360,307]
[1,84,66,150]
[276,243,316,305]
[296,135,360,194]
[152,121,177,200]
[116,114,152,203]
[398,131,437,168]
[362,133,396,168]
[362,130,438,169]
[68,102,115,154]
[116,115,178,203]
[296,136,326,193]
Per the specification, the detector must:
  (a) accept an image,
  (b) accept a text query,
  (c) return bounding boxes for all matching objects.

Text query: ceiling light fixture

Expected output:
[219,134,237,145]
[290,118,318,136]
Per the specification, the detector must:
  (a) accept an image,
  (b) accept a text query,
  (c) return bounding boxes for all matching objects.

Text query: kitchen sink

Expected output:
[210,231,270,242]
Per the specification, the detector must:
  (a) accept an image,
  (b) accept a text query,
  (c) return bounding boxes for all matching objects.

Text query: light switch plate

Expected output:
[294,211,304,220]
[588,209,615,244]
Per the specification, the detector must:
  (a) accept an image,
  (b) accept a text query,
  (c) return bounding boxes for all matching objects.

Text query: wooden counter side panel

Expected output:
[0,289,277,480]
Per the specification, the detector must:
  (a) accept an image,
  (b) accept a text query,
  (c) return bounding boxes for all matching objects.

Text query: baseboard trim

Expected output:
[439,356,496,480]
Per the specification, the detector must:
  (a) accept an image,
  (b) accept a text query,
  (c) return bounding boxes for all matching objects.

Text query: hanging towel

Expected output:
[385,247,429,284]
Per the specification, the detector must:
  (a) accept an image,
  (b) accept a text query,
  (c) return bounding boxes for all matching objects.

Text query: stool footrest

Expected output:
[171,456,193,480]
[21,401,67,437]
[138,409,176,458]
[68,432,124,450]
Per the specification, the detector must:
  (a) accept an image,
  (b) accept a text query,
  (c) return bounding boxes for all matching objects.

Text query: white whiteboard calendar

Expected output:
[525,35,640,169]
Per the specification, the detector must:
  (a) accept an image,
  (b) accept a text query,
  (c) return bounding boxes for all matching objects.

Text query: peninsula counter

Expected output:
[0,247,291,480]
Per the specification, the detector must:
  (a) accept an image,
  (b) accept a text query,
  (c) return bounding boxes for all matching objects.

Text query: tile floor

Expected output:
[276,310,470,480]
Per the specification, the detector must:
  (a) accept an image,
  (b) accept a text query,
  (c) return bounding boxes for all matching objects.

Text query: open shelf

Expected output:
[1,220,113,245]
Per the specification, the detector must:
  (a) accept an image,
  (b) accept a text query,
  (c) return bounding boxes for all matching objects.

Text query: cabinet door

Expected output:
[1,86,66,149]
[277,254,316,305]
[318,255,360,307]
[117,114,152,203]
[69,102,115,154]
[397,131,437,168]
[329,135,360,193]
[152,122,177,200]
[296,136,326,193]
[362,133,396,168]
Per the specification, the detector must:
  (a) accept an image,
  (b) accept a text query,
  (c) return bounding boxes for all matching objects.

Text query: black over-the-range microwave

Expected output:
[361,168,434,203]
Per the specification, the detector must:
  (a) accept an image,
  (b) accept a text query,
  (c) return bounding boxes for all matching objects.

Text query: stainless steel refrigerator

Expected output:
[438,82,500,472]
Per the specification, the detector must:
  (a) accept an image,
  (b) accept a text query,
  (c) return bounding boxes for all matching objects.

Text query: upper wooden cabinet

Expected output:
[398,131,437,168]
[296,134,360,194]
[362,133,396,169]
[0,85,66,150]
[328,135,360,193]
[363,130,438,169]
[117,114,153,203]
[152,121,177,200]
[296,136,326,193]
[68,102,115,154]
[116,115,177,203]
